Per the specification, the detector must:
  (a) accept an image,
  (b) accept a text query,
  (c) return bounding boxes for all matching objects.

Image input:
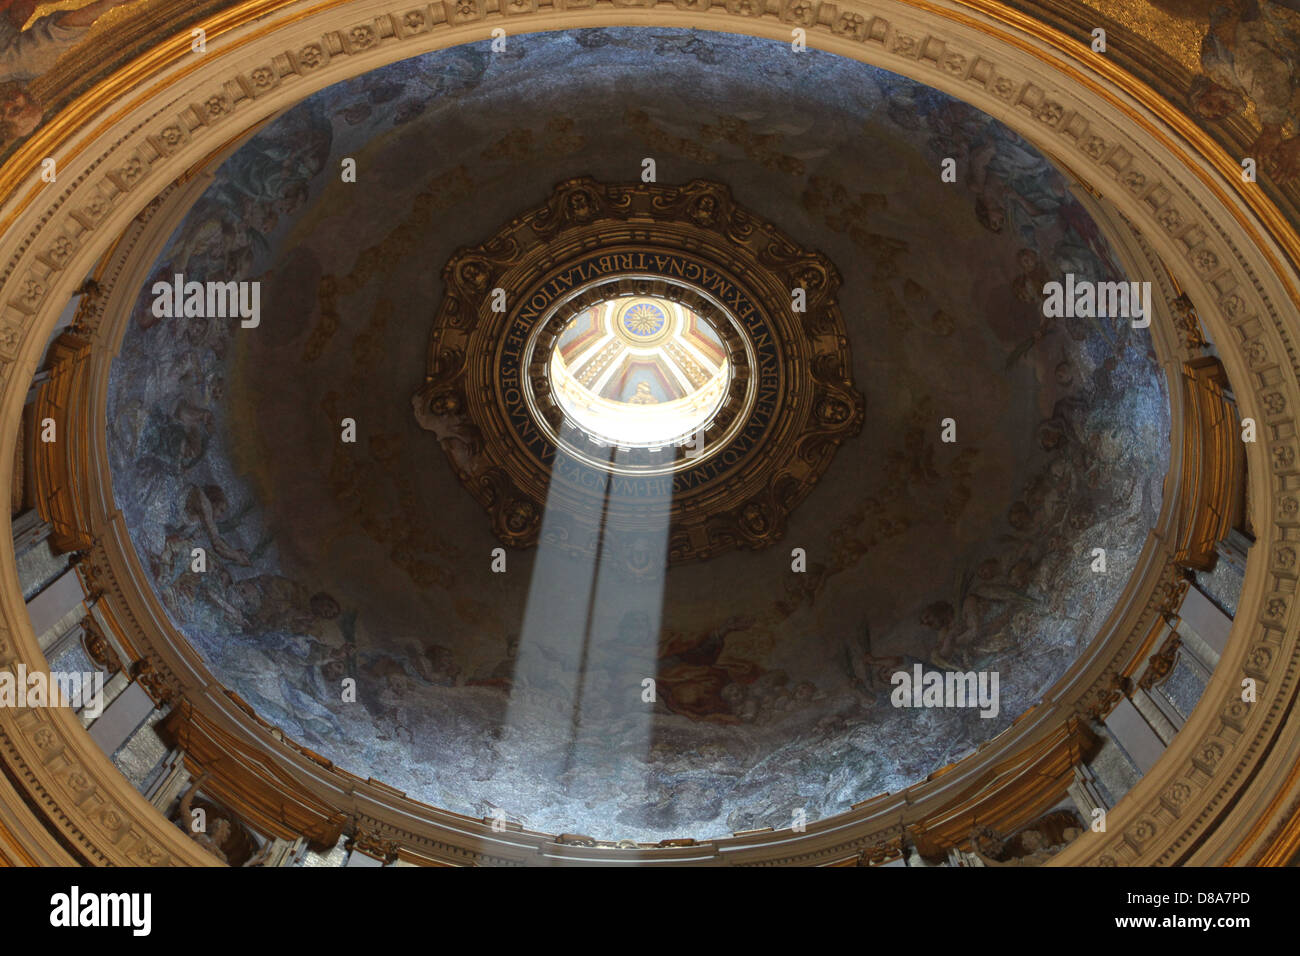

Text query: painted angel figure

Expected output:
[1,0,135,83]
[1192,0,1300,181]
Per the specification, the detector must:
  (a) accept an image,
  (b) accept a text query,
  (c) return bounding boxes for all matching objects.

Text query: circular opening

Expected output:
[548,296,731,449]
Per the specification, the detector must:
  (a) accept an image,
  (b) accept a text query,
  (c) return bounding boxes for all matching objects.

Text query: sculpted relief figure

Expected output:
[412,386,487,477]
[177,773,274,866]
[178,774,233,865]
[969,811,1085,866]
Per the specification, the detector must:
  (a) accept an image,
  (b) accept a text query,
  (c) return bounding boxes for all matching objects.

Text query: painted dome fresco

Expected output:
[105,27,1170,841]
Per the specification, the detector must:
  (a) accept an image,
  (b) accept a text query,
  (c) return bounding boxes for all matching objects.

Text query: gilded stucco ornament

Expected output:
[415,178,865,570]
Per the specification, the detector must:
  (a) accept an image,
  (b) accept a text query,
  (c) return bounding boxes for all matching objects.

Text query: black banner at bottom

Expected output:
[0,862,1277,945]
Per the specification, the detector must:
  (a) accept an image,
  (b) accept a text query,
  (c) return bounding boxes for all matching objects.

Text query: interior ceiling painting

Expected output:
[105,28,1170,841]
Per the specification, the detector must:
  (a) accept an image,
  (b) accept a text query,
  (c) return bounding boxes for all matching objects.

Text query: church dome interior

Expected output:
[103,29,1171,840]
[0,0,1296,877]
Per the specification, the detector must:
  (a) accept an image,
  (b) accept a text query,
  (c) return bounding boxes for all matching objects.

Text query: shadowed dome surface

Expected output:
[106,28,1170,840]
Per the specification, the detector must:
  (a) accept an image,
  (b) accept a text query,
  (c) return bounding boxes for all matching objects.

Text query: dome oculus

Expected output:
[548,296,732,449]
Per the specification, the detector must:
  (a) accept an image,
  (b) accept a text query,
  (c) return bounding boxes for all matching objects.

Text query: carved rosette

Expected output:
[416,178,864,570]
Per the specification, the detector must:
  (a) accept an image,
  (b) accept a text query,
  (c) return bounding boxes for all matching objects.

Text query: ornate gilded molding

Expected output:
[157,703,347,851]
[905,717,1097,861]
[33,331,95,554]
[1173,357,1245,572]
